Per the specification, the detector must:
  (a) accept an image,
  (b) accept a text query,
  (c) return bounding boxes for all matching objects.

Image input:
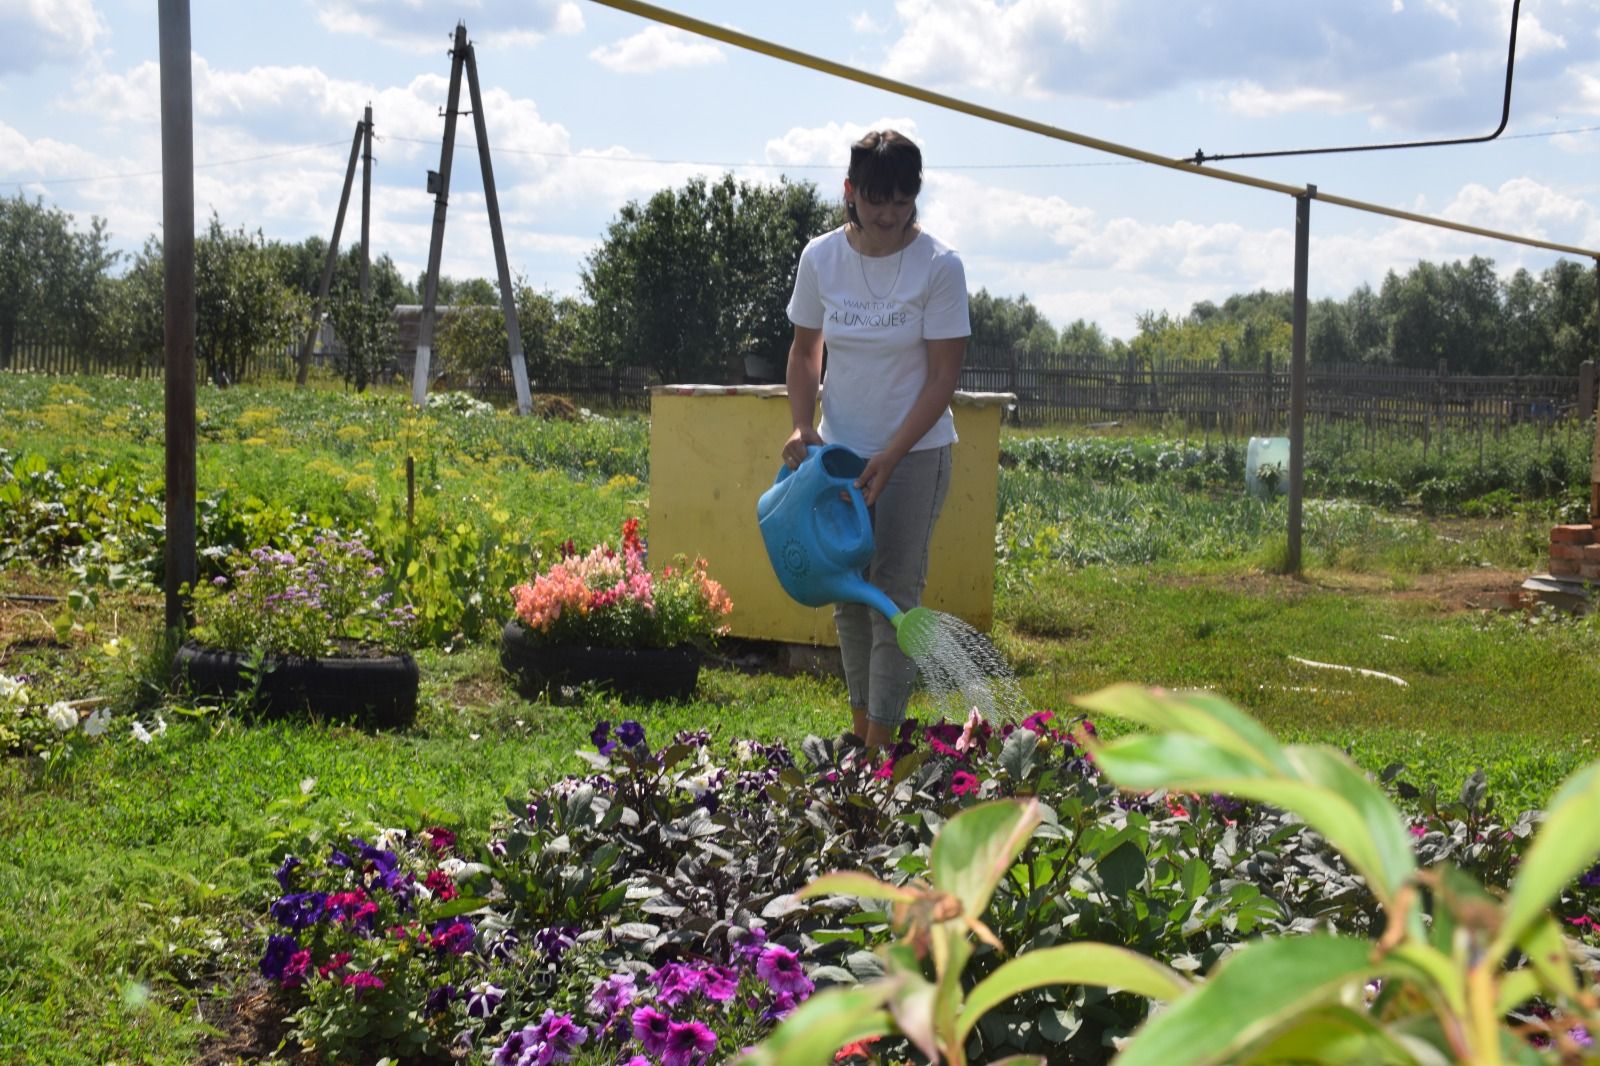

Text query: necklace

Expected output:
[855,231,906,301]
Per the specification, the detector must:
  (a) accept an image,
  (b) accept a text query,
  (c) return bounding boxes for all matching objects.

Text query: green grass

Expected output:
[995,563,1600,811]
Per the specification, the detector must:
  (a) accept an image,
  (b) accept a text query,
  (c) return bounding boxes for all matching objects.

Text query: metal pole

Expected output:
[296,119,363,387]
[159,0,196,630]
[1287,188,1312,574]
[360,104,373,301]
[411,24,468,407]
[463,42,533,415]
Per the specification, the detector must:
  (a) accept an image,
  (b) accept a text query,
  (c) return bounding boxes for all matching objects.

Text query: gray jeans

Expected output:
[834,445,952,727]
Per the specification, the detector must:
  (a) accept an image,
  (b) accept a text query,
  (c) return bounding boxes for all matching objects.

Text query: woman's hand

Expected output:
[782,425,825,469]
[855,450,901,507]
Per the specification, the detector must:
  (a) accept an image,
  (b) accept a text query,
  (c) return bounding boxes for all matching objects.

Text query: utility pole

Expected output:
[410,22,532,414]
[296,114,367,386]
[159,0,195,631]
[360,104,373,301]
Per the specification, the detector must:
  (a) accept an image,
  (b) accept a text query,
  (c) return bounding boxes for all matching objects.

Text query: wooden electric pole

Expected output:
[158,0,196,630]
[410,23,533,415]
[296,112,370,387]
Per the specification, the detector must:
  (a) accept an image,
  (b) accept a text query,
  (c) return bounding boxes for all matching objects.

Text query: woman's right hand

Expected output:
[782,426,824,469]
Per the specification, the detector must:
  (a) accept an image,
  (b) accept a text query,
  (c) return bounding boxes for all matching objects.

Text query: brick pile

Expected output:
[1548,523,1600,581]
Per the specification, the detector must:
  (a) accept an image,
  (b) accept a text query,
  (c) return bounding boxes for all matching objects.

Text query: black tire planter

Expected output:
[499,621,701,703]
[173,641,420,728]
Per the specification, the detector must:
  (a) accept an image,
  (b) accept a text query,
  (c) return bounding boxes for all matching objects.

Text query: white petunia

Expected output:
[0,675,29,706]
[131,720,153,744]
[46,702,77,732]
[83,708,111,736]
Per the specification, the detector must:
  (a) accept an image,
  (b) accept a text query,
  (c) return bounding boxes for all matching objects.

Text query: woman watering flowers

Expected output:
[781,129,971,749]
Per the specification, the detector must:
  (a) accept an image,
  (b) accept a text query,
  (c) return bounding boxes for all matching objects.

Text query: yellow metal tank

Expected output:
[647,385,1014,646]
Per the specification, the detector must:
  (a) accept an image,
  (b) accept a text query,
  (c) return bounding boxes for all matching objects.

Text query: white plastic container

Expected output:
[1245,436,1290,497]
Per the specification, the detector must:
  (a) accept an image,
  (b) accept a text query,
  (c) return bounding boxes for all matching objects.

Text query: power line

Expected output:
[10,139,350,189]
[12,121,1598,190]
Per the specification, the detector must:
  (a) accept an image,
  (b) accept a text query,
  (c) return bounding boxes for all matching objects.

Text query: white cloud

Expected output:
[763,118,923,167]
[314,0,582,53]
[0,0,105,74]
[850,11,886,34]
[1223,82,1352,119]
[589,25,725,74]
[872,0,1595,130]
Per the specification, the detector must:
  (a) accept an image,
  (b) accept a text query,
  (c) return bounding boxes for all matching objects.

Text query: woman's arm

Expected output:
[855,334,967,505]
[782,325,826,469]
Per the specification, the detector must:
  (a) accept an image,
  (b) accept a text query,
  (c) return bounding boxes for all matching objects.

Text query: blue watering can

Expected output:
[756,444,938,657]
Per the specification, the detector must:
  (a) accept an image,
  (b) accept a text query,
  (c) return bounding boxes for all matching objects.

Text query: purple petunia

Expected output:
[425,983,456,1015]
[731,925,768,964]
[616,719,646,749]
[651,962,705,1009]
[534,924,579,966]
[259,934,299,981]
[273,855,301,890]
[431,918,476,955]
[631,1005,673,1058]
[661,1020,718,1066]
[699,964,740,1003]
[591,720,617,756]
[755,944,814,999]
[270,891,327,930]
[589,972,637,1021]
[487,928,521,963]
[466,981,505,1019]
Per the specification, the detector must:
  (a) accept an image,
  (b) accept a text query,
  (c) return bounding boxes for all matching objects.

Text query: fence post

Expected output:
[1579,360,1595,424]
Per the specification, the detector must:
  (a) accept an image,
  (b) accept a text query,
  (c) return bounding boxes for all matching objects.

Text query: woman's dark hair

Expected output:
[845,129,922,228]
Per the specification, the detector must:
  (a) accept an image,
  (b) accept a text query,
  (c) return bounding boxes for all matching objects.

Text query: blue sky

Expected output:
[3,0,1597,340]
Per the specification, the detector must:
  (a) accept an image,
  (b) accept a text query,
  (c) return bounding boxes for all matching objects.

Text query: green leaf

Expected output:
[1097,840,1146,897]
[736,984,893,1066]
[1114,934,1381,1066]
[1180,856,1211,898]
[1093,734,1410,908]
[1074,684,1293,775]
[801,871,919,904]
[929,799,1042,922]
[1490,759,1600,964]
[1515,912,1581,1003]
[999,728,1038,782]
[429,895,490,919]
[1232,1004,1419,1065]
[956,943,1191,1047]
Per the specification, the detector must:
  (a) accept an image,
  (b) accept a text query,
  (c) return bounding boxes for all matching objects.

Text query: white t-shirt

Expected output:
[786,227,970,457]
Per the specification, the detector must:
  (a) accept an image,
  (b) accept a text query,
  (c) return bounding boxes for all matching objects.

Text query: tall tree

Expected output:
[582,175,833,384]
[969,290,1057,356]
[0,194,116,368]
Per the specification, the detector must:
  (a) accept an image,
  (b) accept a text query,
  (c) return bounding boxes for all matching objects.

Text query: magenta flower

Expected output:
[1021,710,1054,733]
[342,970,384,994]
[755,944,813,999]
[662,1020,718,1066]
[652,962,704,1008]
[700,965,740,1003]
[951,771,980,796]
[631,1005,673,1057]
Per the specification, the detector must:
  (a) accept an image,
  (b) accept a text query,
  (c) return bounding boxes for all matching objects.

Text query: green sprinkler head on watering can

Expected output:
[755,444,938,659]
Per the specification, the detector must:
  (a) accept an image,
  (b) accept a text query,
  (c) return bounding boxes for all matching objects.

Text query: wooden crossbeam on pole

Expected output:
[463,42,532,415]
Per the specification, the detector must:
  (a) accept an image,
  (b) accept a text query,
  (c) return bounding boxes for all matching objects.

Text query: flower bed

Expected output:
[251,701,1600,1063]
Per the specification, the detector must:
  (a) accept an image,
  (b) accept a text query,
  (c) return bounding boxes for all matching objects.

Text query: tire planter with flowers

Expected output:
[498,621,701,703]
[502,517,733,704]
[173,639,420,728]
